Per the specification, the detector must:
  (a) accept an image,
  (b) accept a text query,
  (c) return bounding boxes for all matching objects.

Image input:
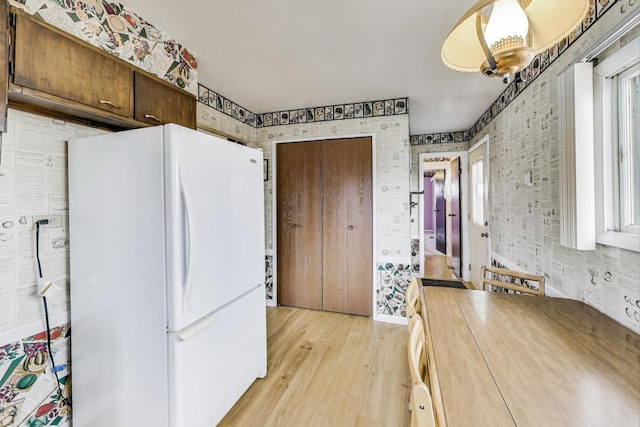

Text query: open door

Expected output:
[469,138,490,289]
[450,158,461,277]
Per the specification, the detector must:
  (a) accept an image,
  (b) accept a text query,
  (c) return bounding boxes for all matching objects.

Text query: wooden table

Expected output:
[419,287,640,427]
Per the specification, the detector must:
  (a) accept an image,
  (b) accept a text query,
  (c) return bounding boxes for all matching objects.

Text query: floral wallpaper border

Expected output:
[11,0,198,95]
[411,0,618,145]
[376,262,411,317]
[197,83,408,128]
[265,255,273,301]
[0,325,71,426]
[411,239,420,276]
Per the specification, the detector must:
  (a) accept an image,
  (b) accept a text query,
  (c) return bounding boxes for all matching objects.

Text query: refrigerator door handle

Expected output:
[171,313,217,341]
[180,171,194,313]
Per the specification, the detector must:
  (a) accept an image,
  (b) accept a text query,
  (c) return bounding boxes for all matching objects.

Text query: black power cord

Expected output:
[35,220,63,399]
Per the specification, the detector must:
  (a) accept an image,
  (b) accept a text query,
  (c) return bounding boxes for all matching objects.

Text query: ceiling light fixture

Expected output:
[441,0,589,83]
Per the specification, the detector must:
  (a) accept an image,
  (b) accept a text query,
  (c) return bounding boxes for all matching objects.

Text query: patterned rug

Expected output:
[421,278,467,289]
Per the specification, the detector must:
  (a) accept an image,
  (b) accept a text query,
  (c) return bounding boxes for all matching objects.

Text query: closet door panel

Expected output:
[276,142,323,310]
[345,138,373,316]
[323,138,373,316]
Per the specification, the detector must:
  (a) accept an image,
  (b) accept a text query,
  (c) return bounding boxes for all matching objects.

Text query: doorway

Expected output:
[418,152,469,281]
[274,136,374,317]
[468,136,490,289]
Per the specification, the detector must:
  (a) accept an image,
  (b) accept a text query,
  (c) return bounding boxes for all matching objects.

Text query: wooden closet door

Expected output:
[322,137,373,316]
[276,142,323,309]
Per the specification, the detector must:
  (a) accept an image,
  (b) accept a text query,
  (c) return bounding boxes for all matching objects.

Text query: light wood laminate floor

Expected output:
[218,306,411,426]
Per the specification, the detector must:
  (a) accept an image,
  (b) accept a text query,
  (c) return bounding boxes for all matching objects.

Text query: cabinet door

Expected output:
[323,137,372,316]
[134,72,196,129]
[276,142,323,310]
[13,13,133,117]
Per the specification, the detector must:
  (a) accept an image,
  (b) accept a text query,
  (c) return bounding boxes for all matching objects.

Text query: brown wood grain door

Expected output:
[434,170,447,254]
[276,142,323,310]
[322,137,373,316]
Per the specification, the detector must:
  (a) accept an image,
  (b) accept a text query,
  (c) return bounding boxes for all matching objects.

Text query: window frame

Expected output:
[593,35,640,252]
[616,63,640,235]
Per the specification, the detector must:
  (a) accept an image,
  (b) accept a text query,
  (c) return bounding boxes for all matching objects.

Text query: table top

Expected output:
[420,287,640,427]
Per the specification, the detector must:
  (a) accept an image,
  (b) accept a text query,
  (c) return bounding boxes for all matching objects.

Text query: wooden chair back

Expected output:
[406,277,421,319]
[481,265,545,296]
[408,316,436,427]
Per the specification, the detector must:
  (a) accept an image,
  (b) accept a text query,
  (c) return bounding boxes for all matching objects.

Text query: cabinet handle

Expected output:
[144,114,161,122]
[98,99,121,109]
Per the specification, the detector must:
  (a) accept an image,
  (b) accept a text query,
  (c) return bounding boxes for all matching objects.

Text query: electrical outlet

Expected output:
[32,215,63,228]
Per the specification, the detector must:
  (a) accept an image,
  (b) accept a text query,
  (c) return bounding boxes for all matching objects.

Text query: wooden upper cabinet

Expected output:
[4,8,196,131]
[13,12,134,118]
[134,72,196,129]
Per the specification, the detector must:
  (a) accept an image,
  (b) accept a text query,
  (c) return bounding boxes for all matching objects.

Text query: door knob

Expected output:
[347,225,354,230]
[481,232,488,238]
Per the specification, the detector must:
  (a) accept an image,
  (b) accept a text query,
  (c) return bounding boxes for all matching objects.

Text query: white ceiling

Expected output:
[122,0,507,135]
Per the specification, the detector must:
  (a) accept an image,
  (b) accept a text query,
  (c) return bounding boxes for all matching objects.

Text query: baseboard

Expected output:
[374,313,408,325]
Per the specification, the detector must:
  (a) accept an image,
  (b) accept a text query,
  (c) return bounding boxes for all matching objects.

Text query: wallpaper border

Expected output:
[197,83,408,129]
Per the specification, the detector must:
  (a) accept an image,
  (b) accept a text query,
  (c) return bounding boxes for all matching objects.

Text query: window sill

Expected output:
[597,231,640,252]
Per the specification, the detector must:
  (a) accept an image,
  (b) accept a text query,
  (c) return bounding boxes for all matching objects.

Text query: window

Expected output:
[617,63,640,234]
[472,159,484,225]
[594,36,640,252]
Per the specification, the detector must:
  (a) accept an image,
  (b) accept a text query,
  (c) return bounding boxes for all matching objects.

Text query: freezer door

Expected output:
[168,285,267,427]
[164,125,265,331]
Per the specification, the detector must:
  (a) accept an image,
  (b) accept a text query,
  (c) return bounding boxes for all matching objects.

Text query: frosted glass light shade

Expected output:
[483,0,529,53]
[441,0,589,74]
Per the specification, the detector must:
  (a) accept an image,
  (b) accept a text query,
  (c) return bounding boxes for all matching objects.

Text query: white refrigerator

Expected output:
[68,125,267,427]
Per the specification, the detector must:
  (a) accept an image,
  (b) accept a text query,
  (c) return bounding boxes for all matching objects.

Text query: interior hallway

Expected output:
[423,252,474,289]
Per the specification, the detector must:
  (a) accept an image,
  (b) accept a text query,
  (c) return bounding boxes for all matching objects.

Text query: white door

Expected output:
[164,125,265,331]
[468,138,490,289]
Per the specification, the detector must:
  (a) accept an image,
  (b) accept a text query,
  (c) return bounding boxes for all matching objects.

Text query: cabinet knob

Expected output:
[99,99,121,109]
[347,225,354,230]
[144,114,161,122]
[448,213,456,217]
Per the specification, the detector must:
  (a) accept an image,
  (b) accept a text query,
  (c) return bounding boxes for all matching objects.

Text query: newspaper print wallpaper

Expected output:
[468,0,640,332]
[10,0,198,95]
[0,109,106,426]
